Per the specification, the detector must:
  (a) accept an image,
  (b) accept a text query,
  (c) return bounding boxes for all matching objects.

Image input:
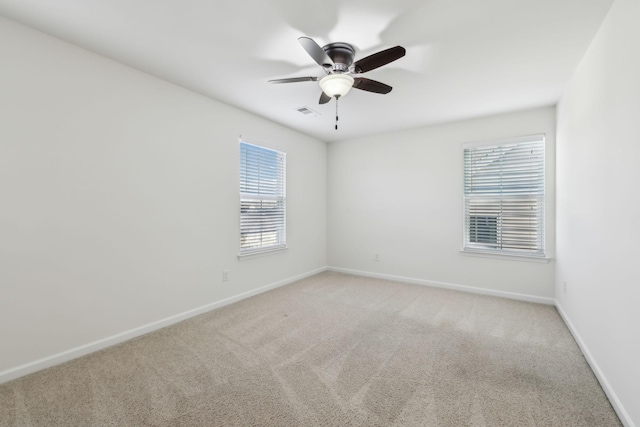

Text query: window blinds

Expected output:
[463,135,545,257]
[240,142,286,255]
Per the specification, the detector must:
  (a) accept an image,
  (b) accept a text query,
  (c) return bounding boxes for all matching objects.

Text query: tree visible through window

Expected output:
[239,141,286,255]
[463,135,545,257]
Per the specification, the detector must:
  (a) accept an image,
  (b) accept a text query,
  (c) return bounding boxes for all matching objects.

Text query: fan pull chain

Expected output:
[335,96,339,130]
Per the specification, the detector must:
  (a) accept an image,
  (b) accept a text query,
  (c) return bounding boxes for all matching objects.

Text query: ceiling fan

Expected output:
[269,37,406,108]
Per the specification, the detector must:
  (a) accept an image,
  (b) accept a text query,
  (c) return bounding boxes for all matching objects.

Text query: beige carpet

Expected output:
[0,272,620,426]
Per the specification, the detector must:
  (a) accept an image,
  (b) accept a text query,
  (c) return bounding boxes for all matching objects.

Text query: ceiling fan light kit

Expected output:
[269,36,406,129]
[319,74,354,98]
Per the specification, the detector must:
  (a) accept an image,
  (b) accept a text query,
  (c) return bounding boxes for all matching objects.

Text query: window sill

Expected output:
[460,249,550,263]
[238,246,288,260]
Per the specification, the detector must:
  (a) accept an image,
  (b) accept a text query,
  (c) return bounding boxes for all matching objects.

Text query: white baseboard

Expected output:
[3,266,632,426]
[0,266,328,385]
[328,267,555,305]
[555,302,634,427]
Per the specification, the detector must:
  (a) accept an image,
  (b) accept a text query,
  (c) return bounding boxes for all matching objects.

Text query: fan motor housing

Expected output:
[322,42,355,71]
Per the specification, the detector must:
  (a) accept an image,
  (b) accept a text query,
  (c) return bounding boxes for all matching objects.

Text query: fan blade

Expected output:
[268,77,319,84]
[319,91,331,104]
[353,77,392,94]
[298,37,334,68]
[353,46,406,73]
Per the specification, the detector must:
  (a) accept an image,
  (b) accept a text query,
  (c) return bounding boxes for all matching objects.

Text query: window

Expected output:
[239,141,286,255]
[463,134,545,258]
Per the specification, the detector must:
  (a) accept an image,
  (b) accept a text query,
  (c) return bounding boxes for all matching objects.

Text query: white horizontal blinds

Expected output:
[240,142,286,254]
[464,136,545,256]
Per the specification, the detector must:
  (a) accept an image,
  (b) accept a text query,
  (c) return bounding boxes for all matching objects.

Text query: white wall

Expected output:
[328,107,556,300]
[556,0,640,424]
[0,16,327,375]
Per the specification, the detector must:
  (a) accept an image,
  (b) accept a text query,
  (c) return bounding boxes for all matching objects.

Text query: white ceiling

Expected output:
[0,0,613,143]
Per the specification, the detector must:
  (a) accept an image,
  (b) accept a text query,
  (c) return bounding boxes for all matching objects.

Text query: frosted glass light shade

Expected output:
[319,74,354,98]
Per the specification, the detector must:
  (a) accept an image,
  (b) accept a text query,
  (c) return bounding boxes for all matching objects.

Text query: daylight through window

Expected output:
[463,135,545,257]
[239,141,286,255]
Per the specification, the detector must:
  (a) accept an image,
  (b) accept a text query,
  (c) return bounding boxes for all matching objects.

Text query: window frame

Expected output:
[239,140,287,257]
[461,134,547,261]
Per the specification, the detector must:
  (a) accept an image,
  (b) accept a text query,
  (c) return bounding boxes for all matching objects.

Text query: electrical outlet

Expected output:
[563,281,567,294]
[374,253,380,262]
[223,270,229,281]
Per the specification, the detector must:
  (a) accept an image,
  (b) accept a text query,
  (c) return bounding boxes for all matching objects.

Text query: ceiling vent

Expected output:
[296,106,320,117]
